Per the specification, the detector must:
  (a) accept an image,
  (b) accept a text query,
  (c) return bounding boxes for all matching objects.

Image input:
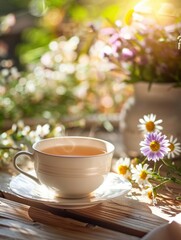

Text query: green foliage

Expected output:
[45,0,67,8]
[16,0,129,64]
[0,0,31,15]
[101,5,121,22]
[69,5,88,21]
[0,121,65,168]
[16,27,54,63]
[0,36,131,128]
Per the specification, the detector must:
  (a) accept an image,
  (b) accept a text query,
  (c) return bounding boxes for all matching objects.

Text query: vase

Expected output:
[119,82,181,157]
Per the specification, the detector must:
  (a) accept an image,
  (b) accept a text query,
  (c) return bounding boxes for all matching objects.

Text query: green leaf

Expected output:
[102,4,120,21]
[70,5,88,21]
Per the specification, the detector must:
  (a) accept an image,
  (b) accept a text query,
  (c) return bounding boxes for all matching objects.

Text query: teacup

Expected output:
[13,136,115,198]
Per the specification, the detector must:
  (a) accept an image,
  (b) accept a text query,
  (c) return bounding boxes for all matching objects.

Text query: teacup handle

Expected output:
[13,151,40,184]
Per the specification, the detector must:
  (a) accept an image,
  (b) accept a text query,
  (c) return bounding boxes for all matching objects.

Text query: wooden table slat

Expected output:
[65,198,168,237]
[0,187,164,237]
[0,197,140,240]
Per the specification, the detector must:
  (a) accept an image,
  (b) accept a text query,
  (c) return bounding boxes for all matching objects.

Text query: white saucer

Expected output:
[9,172,132,209]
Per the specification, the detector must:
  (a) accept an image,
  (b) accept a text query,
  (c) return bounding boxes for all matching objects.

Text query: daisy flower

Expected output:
[167,136,181,159]
[143,186,157,204]
[146,187,154,200]
[138,114,163,133]
[140,131,170,162]
[131,163,152,187]
[116,157,131,179]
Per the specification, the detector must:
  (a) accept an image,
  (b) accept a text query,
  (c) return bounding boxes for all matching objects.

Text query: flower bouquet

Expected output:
[116,114,181,202]
[99,13,181,88]
[97,12,181,156]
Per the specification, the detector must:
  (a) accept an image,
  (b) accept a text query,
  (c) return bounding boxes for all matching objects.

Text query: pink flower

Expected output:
[121,48,135,61]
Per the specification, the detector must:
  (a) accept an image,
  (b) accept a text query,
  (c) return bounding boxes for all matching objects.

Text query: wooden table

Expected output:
[0,127,181,239]
[0,169,180,240]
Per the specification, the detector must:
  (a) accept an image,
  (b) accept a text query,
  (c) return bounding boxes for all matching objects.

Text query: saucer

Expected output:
[9,172,132,209]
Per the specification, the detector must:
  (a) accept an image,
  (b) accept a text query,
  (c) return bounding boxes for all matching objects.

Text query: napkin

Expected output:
[141,214,181,240]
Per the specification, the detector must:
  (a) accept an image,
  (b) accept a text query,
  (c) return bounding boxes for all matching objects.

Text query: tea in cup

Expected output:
[13,136,115,198]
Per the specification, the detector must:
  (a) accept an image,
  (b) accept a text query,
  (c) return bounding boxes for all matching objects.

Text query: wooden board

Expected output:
[0,197,139,240]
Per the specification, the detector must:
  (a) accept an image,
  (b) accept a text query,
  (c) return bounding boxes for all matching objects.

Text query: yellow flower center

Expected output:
[118,165,128,175]
[146,121,155,132]
[168,143,175,152]
[147,189,153,200]
[150,141,160,152]
[140,170,147,180]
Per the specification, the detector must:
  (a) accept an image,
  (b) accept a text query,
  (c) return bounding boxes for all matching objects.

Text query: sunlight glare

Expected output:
[36,184,57,199]
[133,0,179,25]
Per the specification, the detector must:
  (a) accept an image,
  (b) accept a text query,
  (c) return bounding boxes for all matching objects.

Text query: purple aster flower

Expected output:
[119,26,133,40]
[111,40,121,55]
[140,131,170,162]
[100,27,116,36]
[121,48,135,61]
[109,33,120,44]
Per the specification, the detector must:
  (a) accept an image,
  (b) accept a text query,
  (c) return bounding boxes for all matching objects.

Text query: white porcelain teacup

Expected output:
[13,136,115,198]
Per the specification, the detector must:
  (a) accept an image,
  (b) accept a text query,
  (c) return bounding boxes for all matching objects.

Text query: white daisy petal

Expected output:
[167,136,181,158]
[139,119,146,124]
[138,114,163,133]
[144,115,150,122]
[155,119,163,124]
[150,114,156,121]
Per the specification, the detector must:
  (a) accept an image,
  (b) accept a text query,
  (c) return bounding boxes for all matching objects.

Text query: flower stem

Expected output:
[0,146,21,151]
[154,179,171,190]
[161,158,181,175]
[141,157,147,165]
[153,162,157,172]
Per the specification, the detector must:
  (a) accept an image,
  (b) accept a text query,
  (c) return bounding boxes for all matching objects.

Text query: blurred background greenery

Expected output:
[0,0,180,130]
[0,0,139,65]
[0,0,140,168]
[0,0,140,129]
